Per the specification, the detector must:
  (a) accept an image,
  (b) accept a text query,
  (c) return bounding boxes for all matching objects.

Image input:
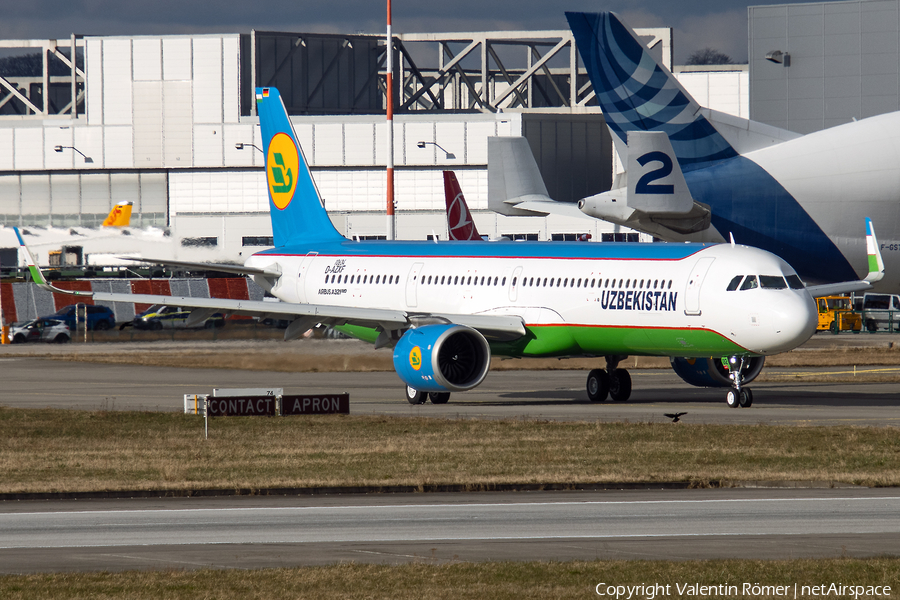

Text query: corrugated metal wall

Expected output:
[750,0,900,133]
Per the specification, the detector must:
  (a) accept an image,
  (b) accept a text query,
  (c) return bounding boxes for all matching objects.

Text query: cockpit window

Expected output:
[740,275,758,291]
[759,275,787,289]
[726,276,743,291]
[785,274,804,289]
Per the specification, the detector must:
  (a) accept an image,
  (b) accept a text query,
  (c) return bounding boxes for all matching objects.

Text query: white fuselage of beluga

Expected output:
[244,240,818,358]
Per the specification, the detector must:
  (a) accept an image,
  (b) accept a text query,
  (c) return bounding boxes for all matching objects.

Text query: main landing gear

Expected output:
[587,355,632,402]
[406,386,450,405]
[724,356,753,408]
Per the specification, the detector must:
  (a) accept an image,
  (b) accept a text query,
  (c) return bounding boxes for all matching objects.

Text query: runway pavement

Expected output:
[0,488,897,573]
[1,341,898,573]
[1,355,898,425]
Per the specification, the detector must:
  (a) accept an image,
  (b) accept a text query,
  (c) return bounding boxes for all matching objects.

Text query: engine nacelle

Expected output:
[669,356,765,388]
[393,324,491,393]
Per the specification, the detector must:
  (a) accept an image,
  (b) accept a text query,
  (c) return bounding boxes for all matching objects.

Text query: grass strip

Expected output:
[1,558,898,599]
[1,408,898,494]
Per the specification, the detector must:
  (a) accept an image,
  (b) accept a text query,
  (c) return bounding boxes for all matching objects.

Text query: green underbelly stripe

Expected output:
[335,323,750,358]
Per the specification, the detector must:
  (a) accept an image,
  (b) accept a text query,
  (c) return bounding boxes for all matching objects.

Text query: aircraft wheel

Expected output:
[609,369,632,402]
[726,388,740,408]
[586,369,609,402]
[405,386,426,405]
[429,392,450,404]
[739,388,753,408]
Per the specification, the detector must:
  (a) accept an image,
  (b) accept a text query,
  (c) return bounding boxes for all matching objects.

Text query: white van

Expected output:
[861,293,900,332]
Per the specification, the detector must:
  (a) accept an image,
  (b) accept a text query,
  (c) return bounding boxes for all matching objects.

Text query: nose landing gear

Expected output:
[724,356,753,408]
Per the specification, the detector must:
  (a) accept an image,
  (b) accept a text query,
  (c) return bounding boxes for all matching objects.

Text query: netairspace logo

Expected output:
[594,582,893,599]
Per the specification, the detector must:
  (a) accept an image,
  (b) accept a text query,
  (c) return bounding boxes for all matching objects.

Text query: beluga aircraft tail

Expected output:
[493,11,899,290]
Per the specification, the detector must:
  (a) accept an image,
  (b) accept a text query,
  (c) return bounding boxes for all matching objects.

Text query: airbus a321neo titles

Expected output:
[17,87,885,408]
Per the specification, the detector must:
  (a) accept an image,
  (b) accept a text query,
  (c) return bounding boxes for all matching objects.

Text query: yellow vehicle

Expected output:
[816,295,862,333]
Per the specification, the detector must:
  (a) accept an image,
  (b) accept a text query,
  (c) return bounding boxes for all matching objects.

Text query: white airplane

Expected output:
[16,87,884,408]
[490,11,900,292]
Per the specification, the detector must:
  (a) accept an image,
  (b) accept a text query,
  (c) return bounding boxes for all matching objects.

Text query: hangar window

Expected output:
[181,236,217,248]
[242,236,274,247]
[726,276,743,291]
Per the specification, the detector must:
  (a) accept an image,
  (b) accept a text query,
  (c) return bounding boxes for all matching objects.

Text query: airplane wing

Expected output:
[120,256,281,280]
[806,218,885,297]
[15,227,525,343]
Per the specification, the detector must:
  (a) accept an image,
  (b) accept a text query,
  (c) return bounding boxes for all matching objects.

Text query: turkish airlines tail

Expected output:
[443,171,482,241]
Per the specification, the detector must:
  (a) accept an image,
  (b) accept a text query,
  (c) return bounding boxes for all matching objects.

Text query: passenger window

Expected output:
[502,277,507,286]
[726,276,743,291]
[740,275,758,291]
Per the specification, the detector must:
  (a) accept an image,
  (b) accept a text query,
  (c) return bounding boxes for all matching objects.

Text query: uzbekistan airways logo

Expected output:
[409,346,422,371]
[267,132,299,210]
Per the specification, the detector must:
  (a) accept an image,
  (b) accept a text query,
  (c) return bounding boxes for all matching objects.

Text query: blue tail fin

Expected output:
[256,87,344,247]
[566,12,738,171]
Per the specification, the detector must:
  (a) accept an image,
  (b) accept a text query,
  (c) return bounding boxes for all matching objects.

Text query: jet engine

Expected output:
[393,324,491,393]
[669,356,765,388]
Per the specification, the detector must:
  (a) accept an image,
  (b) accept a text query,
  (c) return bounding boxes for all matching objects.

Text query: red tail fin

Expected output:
[444,171,481,241]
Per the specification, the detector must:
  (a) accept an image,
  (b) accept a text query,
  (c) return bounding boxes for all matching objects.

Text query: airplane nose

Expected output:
[764,292,818,354]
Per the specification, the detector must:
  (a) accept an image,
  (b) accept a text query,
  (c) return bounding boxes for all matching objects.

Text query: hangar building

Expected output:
[0,24,745,267]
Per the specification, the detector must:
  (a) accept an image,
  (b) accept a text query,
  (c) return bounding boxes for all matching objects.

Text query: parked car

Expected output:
[861,293,900,332]
[50,304,116,331]
[8,318,71,344]
[132,305,225,330]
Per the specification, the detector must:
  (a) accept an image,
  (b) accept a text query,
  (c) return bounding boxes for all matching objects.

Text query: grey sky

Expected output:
[0,1,844,64]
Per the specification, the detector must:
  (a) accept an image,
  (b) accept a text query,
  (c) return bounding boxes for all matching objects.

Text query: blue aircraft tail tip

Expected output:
[255,87,344,247]
[566,11,737,171]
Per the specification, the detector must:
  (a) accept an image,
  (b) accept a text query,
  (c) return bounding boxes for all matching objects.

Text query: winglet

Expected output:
[864,217,885,283]
[14,227,94,297]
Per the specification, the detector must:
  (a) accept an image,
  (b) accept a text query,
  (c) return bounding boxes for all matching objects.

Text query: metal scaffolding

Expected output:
[0,36,85,117]
[396,28,671,113]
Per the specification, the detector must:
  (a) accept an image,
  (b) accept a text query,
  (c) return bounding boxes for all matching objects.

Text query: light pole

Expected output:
[53,145,93,163]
